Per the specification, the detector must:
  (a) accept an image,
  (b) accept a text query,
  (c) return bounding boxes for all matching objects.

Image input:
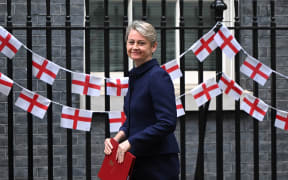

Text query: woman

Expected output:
[104,20,180,180]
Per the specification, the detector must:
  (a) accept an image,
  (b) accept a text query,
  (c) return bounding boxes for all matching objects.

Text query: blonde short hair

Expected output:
[125,20,157,45]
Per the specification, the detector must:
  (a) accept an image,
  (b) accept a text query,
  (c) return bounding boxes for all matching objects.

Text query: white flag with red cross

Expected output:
[0,26,22,59]
[240,56,272,86]
[108,111,126,133]
[240,94,268,121]
[191,30,217,62]
[161,60,182,80]
[15,89,51,119]
[218,72,243,101]
[106,77,129,96]
[214,25,242,59]
[60,106,93,131]
[275,110,288,131]
[176,98,185,117]
[32,53,60,85]
[0,72,13,96]
[72,72,102,96]
[190,78,222,107]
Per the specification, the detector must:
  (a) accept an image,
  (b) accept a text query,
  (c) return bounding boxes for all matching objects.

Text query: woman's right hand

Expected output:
[104,138,114,155]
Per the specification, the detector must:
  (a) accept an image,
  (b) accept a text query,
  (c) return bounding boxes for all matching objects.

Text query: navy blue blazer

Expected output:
[120,59,180,157]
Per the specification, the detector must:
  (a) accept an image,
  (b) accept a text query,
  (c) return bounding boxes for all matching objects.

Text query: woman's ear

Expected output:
[152,42,158,53]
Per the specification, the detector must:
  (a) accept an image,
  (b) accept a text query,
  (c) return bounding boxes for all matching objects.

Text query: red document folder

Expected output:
[98,138,136,180]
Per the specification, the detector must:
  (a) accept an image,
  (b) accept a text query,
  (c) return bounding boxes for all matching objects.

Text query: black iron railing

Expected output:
[1,0,285,180]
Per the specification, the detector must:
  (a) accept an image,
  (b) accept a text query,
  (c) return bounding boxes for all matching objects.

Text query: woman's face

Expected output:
[126,29,157,67]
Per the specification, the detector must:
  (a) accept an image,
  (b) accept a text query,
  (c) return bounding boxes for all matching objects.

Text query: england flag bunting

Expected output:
[240,94,268,121]
[176,98,185,117]
[190,78,222,107]
[0,26,22,59]
[161,59,183,80]
[109,111,126,133]
[240,56,272,86]
[191,30,218,62]
[274,110,288,130]
[15,89,51,119]
[72,72,102,96]
[32,53,60,85]
[0,72,13,96]
[106,77,129,96]
[218,72,243,101]
[60,106,93,131]
[214,25,242,59]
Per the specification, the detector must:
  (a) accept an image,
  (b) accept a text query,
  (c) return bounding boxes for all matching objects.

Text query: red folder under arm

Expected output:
[98,138,136,180]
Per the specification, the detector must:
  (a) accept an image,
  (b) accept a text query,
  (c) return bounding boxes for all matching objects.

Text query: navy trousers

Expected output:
[130,154,179,180]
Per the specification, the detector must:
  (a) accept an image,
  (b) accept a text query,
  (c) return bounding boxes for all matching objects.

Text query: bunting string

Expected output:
[241,48,288,80]
[175,72,222,100]
[12,79,108,113]
[1,22,288,132]
[22,44,76,74]
[242,89,281,113]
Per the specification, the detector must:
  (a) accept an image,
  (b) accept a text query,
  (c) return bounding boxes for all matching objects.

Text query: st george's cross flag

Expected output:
[240,56,272,86]
[214,25,242,59]
[190,78,222,107]
[176,98,185,117]
[274,110,288,131]
[0,26,22,59]
[240,94,268,121]
[72,72,102,96]
[218,72,243,101]
[109,111,126,133]
[0,72,13,96]
[161,60,182,80]
[60,106,93,131]
[106,77,129,96]
[191,30,217,62]
[15,89,51,119]
[32,53,60,85]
